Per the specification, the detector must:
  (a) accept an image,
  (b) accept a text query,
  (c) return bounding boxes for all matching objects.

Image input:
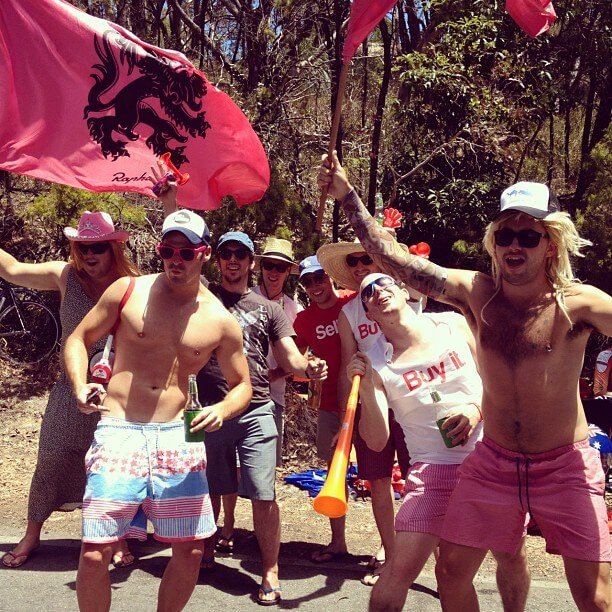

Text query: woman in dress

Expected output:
[0,211,139,568]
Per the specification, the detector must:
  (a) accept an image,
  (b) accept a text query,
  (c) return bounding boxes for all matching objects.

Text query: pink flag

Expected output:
[0,0,270,210]
[342,0,398,63]
[506,0,557,37]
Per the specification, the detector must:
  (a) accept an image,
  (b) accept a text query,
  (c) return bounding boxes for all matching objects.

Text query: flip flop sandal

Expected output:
[257,584,282,606]
[361,562,385,587]
[216,533,235,553]
[366,555,385,571]
[111,551,135,568]
[310,548,348,564]
[2,549,36,568]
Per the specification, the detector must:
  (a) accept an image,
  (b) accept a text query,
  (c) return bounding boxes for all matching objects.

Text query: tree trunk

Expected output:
[366,20,392,215]
[573,70,597,211]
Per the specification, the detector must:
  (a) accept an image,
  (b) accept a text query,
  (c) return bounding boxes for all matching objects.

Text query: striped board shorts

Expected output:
[82,417,216,544]
[394,462,460,537]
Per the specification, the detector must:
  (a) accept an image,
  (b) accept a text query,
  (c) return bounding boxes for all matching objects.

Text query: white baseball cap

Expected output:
[498,181,561,219]
[162,209,210,245]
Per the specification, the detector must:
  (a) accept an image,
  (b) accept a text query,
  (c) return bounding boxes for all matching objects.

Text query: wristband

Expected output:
[152,172,176,196]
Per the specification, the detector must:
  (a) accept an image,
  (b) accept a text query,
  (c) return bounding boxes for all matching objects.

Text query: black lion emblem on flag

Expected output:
[84,30,210,166]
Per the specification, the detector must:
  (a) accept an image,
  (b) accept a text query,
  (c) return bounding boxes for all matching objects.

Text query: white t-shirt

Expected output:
[341,293,423,353]
[594,349,612,398]
[252,285,303,406]
[367,312,483,465]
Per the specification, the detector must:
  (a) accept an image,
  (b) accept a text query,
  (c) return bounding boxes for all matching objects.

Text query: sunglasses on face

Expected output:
[76,242,111,255]
[218,247,251,261]
[156,243,208,262]
[494,228,547,249]
[301,270,328,289]
[346,253,374,268]
[261,260,290,274]
[361,276,396,302]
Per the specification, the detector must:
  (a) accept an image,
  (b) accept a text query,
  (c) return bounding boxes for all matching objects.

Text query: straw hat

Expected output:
[64,211,129,242]
[317,238,410,291]
[255,237,298,275]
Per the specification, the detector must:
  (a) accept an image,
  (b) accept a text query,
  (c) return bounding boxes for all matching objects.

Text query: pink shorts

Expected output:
[441,437,611,562]
[395,463,460,536]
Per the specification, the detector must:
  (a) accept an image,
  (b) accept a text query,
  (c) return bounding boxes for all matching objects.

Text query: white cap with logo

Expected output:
[498,181,560,219]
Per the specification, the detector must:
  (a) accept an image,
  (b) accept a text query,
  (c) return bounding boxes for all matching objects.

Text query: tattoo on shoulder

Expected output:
[340,190,448,297]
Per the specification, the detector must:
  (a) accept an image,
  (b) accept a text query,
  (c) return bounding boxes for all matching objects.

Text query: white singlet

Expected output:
[367,312,483,464]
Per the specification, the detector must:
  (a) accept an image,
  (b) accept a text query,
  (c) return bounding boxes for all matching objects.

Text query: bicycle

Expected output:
[0,278,60,365]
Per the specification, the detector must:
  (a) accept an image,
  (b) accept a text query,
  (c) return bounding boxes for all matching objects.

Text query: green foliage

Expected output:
[21,184,146,245]
[575,129,611,290]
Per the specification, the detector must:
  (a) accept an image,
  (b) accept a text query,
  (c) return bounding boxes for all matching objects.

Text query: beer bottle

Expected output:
[307,351,322,410]
[184,374,205,443]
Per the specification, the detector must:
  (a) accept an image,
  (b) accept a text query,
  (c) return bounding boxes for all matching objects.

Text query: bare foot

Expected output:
[111,540,135,568]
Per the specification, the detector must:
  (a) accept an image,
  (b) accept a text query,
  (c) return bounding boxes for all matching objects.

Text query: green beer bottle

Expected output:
[184,374,205,443]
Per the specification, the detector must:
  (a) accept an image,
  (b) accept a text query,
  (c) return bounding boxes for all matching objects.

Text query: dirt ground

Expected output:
[0,357,571,581]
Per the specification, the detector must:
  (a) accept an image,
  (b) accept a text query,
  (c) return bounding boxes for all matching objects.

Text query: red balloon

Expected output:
[416,242,431,256]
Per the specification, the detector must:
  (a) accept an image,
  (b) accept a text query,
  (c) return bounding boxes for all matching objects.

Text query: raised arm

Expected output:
[318,152,478,310]
[0,248,67,292]
[346,352,390,452]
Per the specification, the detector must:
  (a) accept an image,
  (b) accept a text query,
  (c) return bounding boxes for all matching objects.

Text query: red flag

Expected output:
[0,0,269,210]
[342,0,398,63]
[506,0,557,37]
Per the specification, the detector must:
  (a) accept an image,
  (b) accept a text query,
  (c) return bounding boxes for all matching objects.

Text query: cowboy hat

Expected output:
[317,238,410,291]
[255,237,298,275]
[64,211,129,242]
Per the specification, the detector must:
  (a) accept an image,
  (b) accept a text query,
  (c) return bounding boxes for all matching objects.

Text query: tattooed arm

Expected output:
[318,151,479,310]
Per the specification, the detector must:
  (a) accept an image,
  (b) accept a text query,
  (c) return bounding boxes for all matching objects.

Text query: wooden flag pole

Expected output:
[315,61,350,232]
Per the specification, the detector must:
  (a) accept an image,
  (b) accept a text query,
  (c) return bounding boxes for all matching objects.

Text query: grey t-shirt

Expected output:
[197,282,295,406]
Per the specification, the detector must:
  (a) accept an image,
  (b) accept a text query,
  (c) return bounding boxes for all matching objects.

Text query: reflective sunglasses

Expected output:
[218,246,251,261]
[494,228,547,249]
[76,242,111,255]
[301,270,328,289]
[346,253,374,268]
[361,276,396,302]
[156,243,208,261]
[261,260,291,273]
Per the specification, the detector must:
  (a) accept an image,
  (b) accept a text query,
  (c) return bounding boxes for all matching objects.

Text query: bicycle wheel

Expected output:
[0,300,60,365]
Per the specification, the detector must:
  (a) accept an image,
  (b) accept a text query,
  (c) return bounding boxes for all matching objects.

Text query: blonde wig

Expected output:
[481,211,592,327]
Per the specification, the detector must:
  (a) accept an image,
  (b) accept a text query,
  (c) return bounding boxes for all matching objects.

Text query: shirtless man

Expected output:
[319,151,612,611]
[64,209,252,612]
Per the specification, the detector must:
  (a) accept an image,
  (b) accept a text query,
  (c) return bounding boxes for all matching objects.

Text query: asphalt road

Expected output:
[0,532,576,611]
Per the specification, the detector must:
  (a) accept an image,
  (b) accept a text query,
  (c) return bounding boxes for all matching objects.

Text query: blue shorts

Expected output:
[82,417,216,544]
[205,401,277,500]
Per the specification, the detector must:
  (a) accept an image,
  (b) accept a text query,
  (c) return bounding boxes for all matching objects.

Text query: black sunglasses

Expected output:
[76,242,110,255]
[494,228,547,249]
[262,260,290,273]
[157,243,208,261]
[346,254,374,268]
[301,270,328,289]
[361,276,396,302]
[218,247,251,261]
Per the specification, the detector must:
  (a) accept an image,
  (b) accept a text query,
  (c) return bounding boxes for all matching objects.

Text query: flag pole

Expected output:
[315,61,350,232]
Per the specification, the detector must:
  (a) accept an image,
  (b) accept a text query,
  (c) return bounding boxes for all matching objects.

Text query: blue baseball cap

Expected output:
[299,255,324,278]
[217,231,254,254]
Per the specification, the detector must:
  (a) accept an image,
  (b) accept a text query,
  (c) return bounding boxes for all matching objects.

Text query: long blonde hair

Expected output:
[69,240,139,281]
[481,211,592,326]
